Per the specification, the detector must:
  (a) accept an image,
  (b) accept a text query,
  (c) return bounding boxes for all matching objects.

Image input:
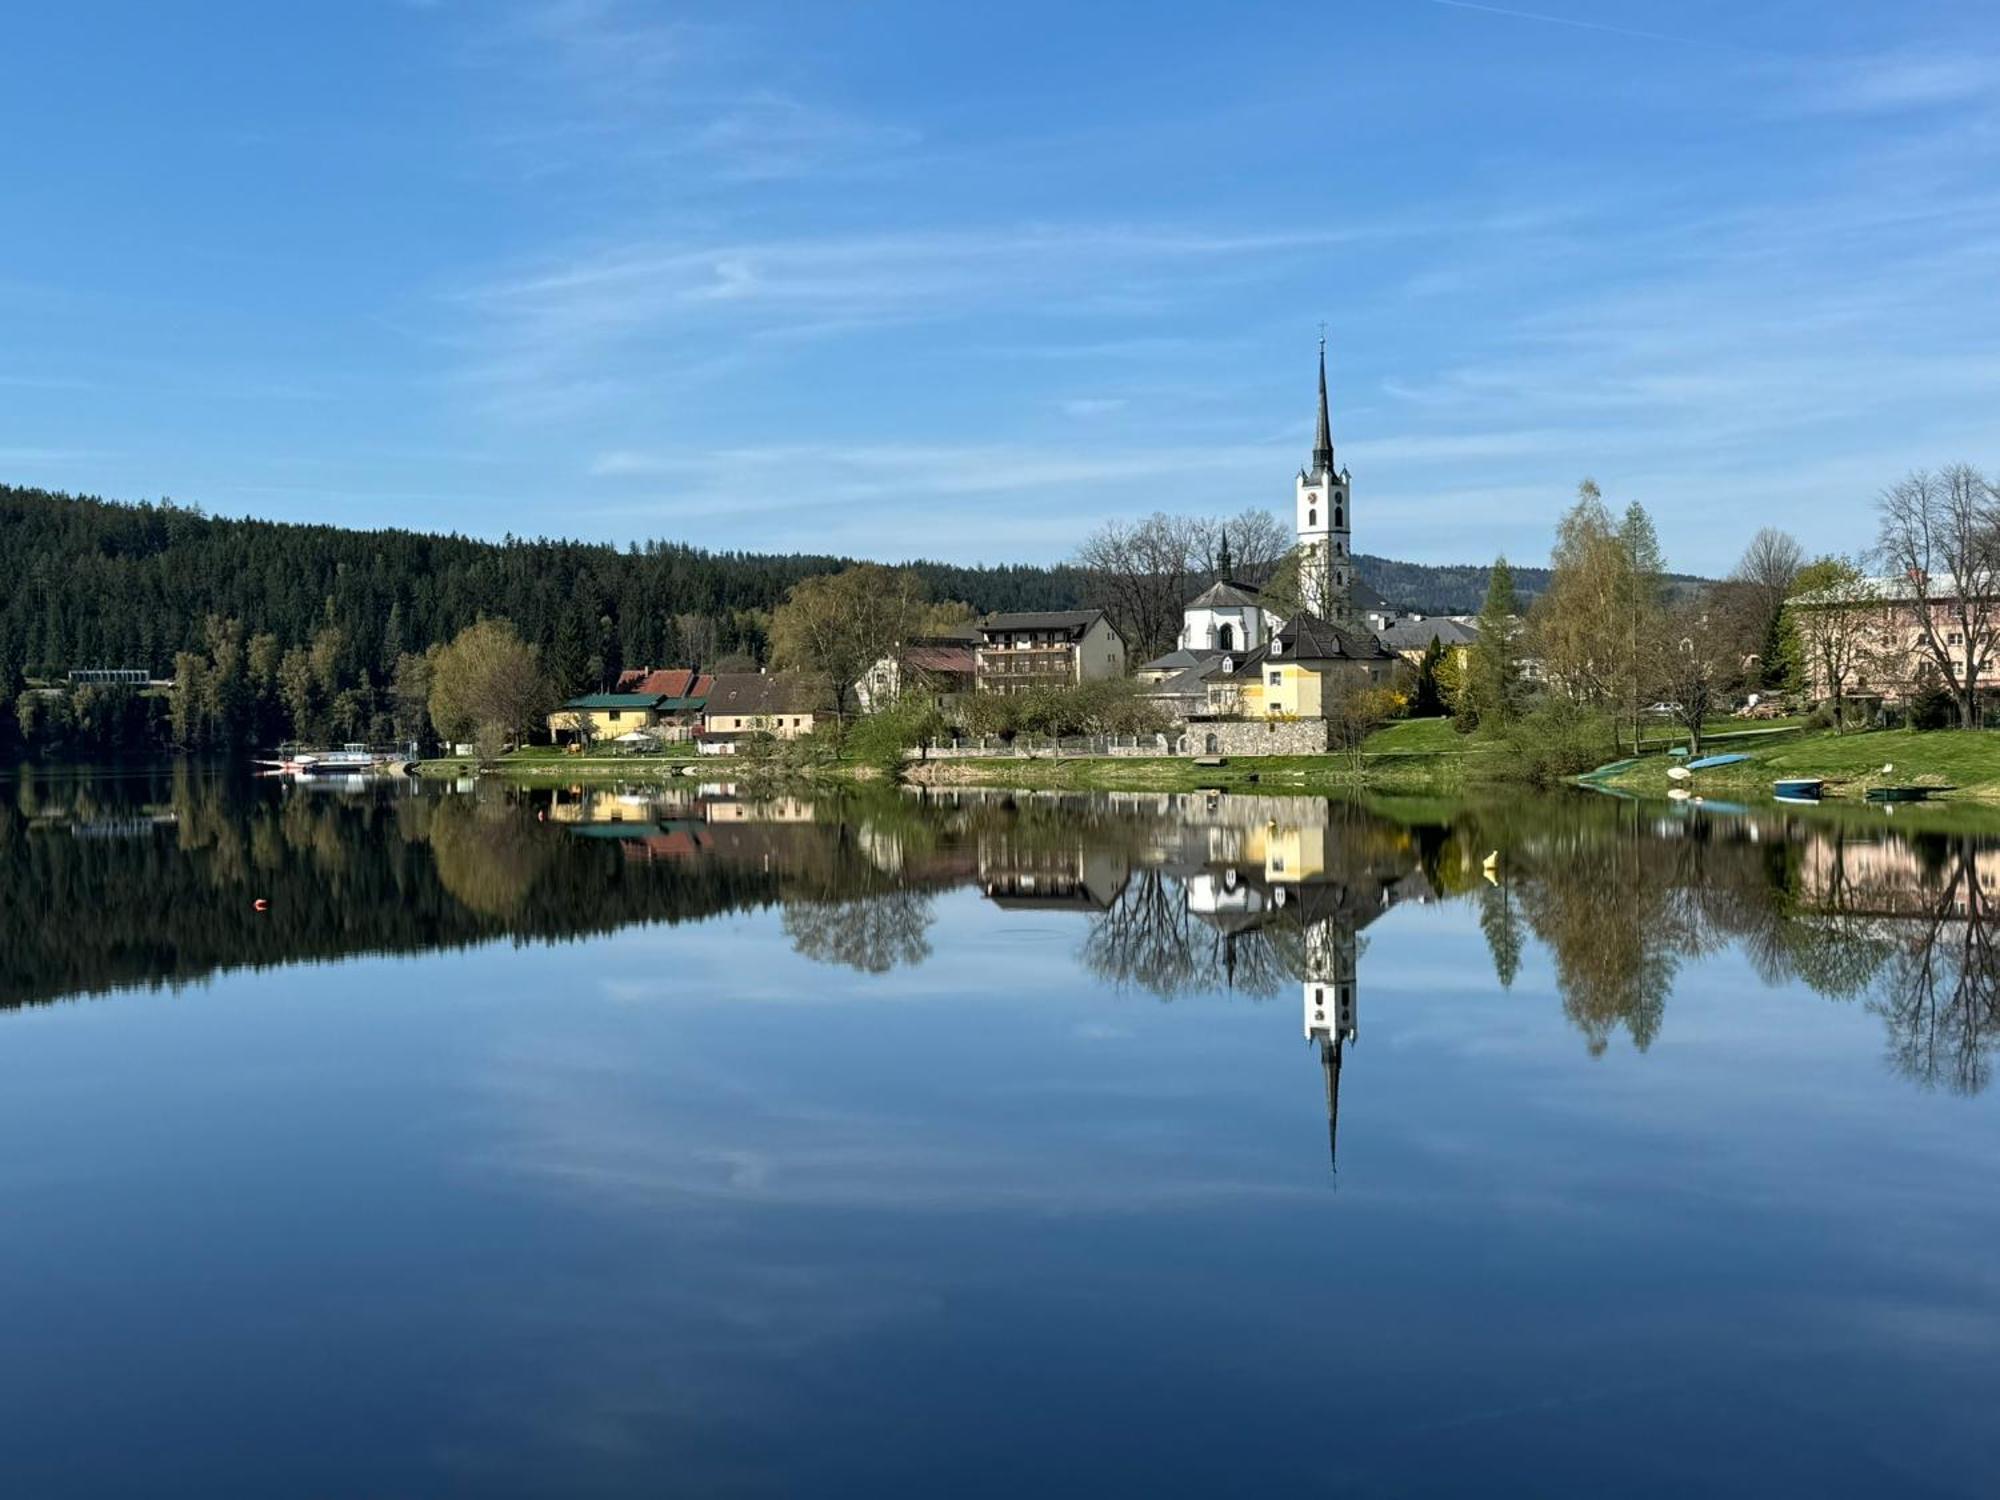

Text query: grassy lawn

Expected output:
[1362,717,1469,755]
[415,743,706,780]
[1603,727,2000,802]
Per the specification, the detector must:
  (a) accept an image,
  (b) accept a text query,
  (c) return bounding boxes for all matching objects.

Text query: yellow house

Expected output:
[1205,612,1399,719]
[1250,660,1327,719]
[547,693,663,744]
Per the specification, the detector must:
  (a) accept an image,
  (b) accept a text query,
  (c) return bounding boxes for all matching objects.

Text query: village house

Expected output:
[699,672,828,750]
[547,666,713,746]
[1373,613,1478,666]
[853,628,980,713]
[974,610,1127,694]
[546,692,664,746]
[1207,612,1397,718]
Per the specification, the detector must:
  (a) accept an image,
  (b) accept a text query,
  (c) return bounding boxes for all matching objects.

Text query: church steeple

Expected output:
[1295,332,1352,622]
[1216,528,1233,581]
[1311,334,1334,478]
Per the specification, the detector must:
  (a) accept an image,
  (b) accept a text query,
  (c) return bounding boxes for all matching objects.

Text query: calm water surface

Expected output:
[3,766,1998,1496]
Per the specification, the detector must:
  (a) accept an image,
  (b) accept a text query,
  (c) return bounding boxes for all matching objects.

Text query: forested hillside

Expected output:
[1355,554,1551,614]
[0,484,1087,684]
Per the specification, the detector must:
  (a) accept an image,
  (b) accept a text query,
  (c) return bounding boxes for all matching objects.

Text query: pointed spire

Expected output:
[1216,527,1233,581]
[1312,332,1334,477]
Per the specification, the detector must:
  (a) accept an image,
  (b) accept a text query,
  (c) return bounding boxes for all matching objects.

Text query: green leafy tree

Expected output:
[427,619,551,758]
[1458,557,1522,731]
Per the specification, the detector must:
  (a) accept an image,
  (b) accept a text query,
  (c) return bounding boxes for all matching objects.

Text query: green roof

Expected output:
[559,693,661,710]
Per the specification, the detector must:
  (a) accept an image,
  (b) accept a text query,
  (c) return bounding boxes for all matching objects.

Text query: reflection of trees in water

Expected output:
[1867,839,2000,1095]
[13,768,2000,1097]
[1478,881,1524,991]
[427,791,554,919]
[1492,808,2000,1091]
[1078,868,1303,1001]
[782,890,934,974]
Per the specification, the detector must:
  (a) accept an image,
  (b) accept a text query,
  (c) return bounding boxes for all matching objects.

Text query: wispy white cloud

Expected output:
[1060,397,1127,418]
[1789,51,2000,116]
[1420,0,1729,52]
[450,222,1378,415]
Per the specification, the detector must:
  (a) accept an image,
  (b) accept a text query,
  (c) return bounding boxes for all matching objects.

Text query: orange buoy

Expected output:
[253,899,269,912]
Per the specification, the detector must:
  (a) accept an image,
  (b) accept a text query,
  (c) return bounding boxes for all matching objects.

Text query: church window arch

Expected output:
[1218,622,1234,651]
[1334,502,1344,528]
[1308,507,1317,528]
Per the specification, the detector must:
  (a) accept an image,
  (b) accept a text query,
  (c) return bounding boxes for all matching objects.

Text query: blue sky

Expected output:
[2,1,1996,572]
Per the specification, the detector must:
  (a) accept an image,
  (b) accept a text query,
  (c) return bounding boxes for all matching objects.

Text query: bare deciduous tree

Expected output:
[1785,555,1875,731]
[1877,464,2000,728]
[1660,595,1744,757]
[1727,527,1803,687]
[1075,512,1210,660]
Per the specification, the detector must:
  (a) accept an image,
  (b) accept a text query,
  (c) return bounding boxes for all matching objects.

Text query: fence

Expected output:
[907,734,1174,761]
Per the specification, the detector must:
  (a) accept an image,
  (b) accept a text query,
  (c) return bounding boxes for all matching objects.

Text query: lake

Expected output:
[3,765,1998,1497]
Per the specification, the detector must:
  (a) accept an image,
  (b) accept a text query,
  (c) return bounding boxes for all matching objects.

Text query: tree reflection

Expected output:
[782,890,935,974]
[1867,838,2000,1095]
[11,769,2000,1101]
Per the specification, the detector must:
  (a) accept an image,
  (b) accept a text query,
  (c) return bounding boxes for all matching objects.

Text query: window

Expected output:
[609,710,622,722]
[1308,507,1317,527]
[1268,671,1283,686]
[1218,623,1235,651]
[1335,503,1344,528]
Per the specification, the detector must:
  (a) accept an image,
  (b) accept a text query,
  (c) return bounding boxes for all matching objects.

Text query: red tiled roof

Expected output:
[903,645,976,674]
[613,667,716,702]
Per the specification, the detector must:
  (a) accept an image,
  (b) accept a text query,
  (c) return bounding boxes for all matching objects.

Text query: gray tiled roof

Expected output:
[1376,617,1478,652]
[1185,580,1263,610]
[1228,613,1395,678]
[979,610,1108,639]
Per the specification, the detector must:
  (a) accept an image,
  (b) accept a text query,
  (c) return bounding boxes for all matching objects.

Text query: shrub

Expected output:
[1907,665,1955,731]
[1477,699,1619,785]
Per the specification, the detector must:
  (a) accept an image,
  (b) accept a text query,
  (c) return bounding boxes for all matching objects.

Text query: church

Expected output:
[1136,341,1396,719]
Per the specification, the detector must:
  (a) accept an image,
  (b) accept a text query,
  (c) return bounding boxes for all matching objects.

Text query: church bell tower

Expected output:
[1294,337,1353,622]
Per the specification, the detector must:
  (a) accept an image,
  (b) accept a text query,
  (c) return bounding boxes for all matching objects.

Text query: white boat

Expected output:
[256,743,408,779]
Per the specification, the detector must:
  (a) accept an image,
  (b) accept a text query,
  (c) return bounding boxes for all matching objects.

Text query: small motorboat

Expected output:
[1772,777,1824,800]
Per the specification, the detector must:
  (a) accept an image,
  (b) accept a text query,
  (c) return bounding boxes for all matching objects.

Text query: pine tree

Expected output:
[1461,557,1522,730]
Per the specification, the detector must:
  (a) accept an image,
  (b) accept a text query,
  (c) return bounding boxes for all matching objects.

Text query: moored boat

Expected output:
[1772,777,1823,800]
[1685,752,1751,770]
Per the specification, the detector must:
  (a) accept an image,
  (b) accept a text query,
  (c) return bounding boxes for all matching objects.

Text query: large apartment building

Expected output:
[974,610,1127,694]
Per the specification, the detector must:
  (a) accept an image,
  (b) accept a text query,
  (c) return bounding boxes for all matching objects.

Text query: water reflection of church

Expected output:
[1181,806,1433,1172]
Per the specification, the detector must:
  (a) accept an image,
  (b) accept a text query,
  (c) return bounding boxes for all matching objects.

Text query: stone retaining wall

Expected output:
[1180,718,1329,757]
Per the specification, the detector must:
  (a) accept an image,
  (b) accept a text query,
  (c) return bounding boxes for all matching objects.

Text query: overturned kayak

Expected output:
[1686,753,1751,770]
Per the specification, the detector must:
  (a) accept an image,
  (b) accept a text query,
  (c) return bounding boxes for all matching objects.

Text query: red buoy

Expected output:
[253,899,269,912]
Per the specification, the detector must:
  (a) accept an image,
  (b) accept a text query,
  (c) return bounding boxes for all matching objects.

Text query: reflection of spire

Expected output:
[1319,1033,1344,1172]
